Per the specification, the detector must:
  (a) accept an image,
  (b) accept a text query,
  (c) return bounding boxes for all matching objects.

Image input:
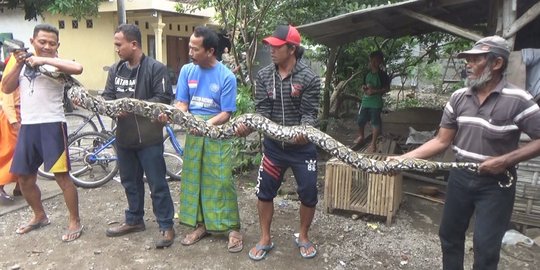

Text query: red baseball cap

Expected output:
[263,25,301,47]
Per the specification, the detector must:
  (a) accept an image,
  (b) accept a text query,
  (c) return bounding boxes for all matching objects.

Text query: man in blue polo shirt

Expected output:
[393,36,540,269]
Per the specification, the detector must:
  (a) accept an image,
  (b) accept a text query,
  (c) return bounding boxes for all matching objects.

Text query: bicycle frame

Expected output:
[94,112,110,133]
[69,113,96,136]
[85,136,117,164]
[165,124,184,156]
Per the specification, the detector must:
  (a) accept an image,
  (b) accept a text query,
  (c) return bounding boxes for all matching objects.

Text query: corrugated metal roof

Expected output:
[297,0,488,47]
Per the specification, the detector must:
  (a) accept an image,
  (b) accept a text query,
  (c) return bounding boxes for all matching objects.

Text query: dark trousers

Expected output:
[440,169,515,270]
[117,143,174,230]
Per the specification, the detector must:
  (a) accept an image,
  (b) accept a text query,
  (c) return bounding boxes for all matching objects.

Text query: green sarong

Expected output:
[178,127,240,232]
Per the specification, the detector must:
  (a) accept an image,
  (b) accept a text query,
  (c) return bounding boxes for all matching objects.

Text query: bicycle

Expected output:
[63,123,184,188]
[38,110,115,179]
[163,124,185,181]
[67,130,118,188]
[65,110,116,138]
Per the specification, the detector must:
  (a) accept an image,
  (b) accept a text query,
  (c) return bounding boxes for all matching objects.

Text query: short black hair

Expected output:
[116,24,142,48]
[33,24,59,40]
[369,50,384,61]
[287,44,305,60]
[193,26,219,55]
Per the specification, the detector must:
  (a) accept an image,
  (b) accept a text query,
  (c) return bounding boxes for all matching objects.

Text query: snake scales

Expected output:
[55,72,512,187]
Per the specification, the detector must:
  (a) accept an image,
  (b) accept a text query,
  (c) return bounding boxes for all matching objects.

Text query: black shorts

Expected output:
[255,138,318,207]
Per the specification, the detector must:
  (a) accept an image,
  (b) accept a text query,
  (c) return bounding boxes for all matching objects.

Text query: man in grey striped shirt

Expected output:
[395,36,540,269]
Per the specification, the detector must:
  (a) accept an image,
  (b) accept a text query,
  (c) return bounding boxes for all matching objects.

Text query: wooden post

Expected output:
[502,0,517,49]
[504,1,540,39]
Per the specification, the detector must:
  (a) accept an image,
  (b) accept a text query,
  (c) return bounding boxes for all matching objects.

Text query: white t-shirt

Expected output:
[18,65,66,124]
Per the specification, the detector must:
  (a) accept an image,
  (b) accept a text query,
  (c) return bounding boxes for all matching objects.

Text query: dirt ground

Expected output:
[1,115,540,270]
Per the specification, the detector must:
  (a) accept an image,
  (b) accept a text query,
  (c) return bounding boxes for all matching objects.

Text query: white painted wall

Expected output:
[0,8,44,61]
[0,8,44,41]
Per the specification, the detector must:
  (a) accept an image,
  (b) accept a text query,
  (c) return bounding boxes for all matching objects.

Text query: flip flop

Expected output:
[15,218,51,234]
[248,242,274,261]
[295,238,317,259]
[180,228,209,246]
[62,225,84,242]
[227,231,243,253]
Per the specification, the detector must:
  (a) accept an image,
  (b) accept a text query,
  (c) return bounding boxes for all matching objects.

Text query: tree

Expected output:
[188,0,472,131]
[6,0,101,20]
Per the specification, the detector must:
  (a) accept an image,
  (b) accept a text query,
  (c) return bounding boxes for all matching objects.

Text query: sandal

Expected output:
[295,238,317,259]
[248,242,274,261]
[227,231,243,253]
[16,218,51,234]
[180,226,209,246]
[62,225,84,242]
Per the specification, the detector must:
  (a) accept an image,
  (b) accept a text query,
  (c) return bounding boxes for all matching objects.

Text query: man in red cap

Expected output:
[236,24,321,260]
[392,36,540,269]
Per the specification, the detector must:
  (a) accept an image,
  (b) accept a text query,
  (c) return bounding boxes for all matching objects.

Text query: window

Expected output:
[145,22,149,29]
[86,19,93,28]
[58,20,65,29]
[72,20,78,29]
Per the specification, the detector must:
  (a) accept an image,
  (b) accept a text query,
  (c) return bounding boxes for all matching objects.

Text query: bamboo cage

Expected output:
[512,154,540,228]
[324,156,403,225]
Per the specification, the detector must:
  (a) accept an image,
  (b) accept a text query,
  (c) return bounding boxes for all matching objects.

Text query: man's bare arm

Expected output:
[29,56,83,75]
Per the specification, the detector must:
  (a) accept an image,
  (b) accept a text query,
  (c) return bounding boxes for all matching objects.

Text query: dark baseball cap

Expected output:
[457,35,510,60]
[263,25,301,47]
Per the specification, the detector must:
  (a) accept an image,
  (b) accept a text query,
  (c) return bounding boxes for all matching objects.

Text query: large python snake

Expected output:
[51,70,512,187]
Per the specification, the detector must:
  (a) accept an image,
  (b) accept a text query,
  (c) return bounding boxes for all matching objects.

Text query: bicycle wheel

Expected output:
[37,115,99,180]
[37,164,55,180]
[163,128,185,181]
[164,152,183,181]
[68,131,118,188]
[65,112,98,138]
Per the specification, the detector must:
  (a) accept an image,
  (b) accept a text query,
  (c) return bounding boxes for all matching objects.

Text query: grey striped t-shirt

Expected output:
[440,79,540,162]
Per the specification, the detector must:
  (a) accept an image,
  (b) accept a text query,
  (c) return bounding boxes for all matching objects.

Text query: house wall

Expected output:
[38,12,210,90]
[1,1,214,91]
[41,13,117,90]
[0,8,44,62]
[0,8,43,41]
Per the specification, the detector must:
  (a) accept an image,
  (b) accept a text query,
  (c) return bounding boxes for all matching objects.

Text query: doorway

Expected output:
[166,35,189,85]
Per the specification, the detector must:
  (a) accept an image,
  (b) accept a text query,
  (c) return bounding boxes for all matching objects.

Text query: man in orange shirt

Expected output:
[0,55,21,199]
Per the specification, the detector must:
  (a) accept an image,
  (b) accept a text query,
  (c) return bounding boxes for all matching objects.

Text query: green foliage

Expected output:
[231,84,259,174]
[418,61,443,91]
[385,95,421,110]
[233,84,254,117]
[46,0,100,19]
[174,3,185,13]
[7,0,101,20]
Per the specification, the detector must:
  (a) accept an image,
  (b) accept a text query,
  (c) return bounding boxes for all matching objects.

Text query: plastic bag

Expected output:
[501,229,535,247]
[405,127,436,145]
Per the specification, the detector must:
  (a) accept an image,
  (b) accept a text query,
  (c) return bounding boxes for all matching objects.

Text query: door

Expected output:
[166,35,189,85]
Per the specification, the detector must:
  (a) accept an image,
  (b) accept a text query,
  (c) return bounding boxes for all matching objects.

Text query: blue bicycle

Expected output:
[65,123,184,188]
[37,110,115,180]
